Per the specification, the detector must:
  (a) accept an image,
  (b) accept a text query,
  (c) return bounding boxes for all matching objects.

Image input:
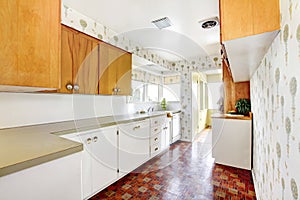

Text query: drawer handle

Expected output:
[154,128,158,132]
[154,121,158,124]
[93,136,98,142]
[133,125,141,130]
[155,147,159,151]
[163,127,168,130]
[86,138,92,144]
[154,137,158,141]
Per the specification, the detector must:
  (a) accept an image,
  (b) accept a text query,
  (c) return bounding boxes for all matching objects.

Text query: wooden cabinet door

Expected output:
[220,0,280,41]
[116,52,132,95]
[99,42,132,95]
[61,25,99,94]
[0,0,61,90]
[220,0,253,41]
[252,0,280,35]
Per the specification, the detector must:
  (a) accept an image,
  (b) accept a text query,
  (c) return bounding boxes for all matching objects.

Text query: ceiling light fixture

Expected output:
[151,17,172,29]
[198,17,219,29]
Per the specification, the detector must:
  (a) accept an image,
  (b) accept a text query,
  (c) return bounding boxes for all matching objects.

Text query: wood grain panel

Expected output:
[0,0,61,89]
[61,25,99,94]
[220,0,253,41]
[0,0,18,85]
[252,0,280,34]
[116,52,132,95]
[99,42,132,95]
[99,42,118,95]
[220,0,280,41]
[223,62,250,113]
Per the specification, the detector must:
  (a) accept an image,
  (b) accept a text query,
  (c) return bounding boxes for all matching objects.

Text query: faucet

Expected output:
[147,106,154,113]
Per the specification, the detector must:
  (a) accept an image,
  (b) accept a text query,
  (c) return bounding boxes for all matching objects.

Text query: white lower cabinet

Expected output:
[119,119,150,174]
[0,152,82,200]
[61,126,118,200]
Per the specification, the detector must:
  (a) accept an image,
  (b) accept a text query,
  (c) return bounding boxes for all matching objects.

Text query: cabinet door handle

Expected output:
[154,121,158,124]
[133,125,141,130]
[66,83,73,91]
[155,147,159,151]
[86,138,92,144]
[93,136,98,142]
[117,88,121,92]
[73,84,80,91]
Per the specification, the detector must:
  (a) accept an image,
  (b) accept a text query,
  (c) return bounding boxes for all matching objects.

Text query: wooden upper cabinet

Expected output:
[61,25,99,94]
[0,0,61,91]
[220,0,280,41]
[99,42,132,95]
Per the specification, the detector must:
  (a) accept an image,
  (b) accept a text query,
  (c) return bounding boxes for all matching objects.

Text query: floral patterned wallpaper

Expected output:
[61,4,222,142]
[250,0,300,199]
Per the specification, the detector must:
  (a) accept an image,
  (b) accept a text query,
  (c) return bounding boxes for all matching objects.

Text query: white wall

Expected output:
[0,92,134,129]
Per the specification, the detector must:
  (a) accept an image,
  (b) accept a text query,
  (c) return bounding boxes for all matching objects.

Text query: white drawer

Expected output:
[151,126,162,136]
[119,119,150,139]
[150,116,165,127]
[150,143,160,157]
[150,133,161,146]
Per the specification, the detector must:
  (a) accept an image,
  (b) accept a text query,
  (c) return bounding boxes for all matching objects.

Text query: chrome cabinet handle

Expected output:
[86,138,92,144]
[133,125,141,130]
[66,83,73,91]
[93,136,98,142]
[73,84,80,91]
[154,137,158,141]
[154,128,158,132]
[117,88,121,92]
[155,147,159,151]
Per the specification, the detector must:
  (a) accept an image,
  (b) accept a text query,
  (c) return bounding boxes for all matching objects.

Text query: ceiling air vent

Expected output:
[151,17,172,29]
[198,17,219,29]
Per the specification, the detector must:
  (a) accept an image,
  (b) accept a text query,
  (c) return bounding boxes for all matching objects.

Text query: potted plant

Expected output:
[235,98,251,116]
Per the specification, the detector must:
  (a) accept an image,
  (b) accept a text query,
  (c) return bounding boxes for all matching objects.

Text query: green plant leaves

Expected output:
[235,98,251,115]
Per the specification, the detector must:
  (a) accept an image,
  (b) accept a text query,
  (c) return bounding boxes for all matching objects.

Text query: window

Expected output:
[146,84,159,102]
[162,84,180,102]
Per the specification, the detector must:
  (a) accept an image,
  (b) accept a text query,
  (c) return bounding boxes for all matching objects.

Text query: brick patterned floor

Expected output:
[90,129,256,200]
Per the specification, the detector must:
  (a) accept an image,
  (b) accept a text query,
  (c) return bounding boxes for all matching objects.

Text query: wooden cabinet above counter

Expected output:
[0,0,61,92]
[220,0,280,42]
[59,25,132,95]
[220,0,280,82]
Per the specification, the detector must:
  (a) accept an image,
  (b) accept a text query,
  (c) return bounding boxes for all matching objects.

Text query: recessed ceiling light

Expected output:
[151,17,172,29]
[198,17,219,29]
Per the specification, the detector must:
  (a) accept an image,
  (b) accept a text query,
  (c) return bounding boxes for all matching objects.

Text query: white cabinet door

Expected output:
[91,126,118,194]
[61,133,92,200]
[119,119,150,173]
[172,113,181,143]
[161,119,171,150]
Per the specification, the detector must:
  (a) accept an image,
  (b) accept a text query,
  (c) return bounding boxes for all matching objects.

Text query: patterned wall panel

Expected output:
[250,0,300,199]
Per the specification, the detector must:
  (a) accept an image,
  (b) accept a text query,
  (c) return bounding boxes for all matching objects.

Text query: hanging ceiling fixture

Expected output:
[151,17,172,29]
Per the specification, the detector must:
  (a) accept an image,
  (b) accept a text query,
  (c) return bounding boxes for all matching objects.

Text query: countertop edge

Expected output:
[0,143,83,177]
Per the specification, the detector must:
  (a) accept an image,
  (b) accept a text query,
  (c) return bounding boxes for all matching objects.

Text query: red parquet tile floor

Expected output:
[90,130,256,200]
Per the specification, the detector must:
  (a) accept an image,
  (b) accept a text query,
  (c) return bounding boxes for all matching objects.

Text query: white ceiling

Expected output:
[63,0,220,61]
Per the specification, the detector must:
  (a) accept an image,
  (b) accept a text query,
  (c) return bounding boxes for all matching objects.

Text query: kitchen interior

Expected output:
[0,0,299,200]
